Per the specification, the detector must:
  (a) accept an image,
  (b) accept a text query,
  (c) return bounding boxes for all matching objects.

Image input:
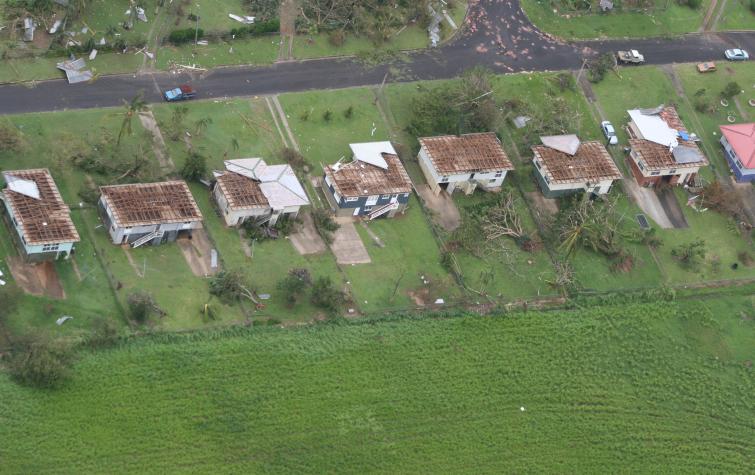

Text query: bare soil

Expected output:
[6,256,65,299]
[416,184,461,232]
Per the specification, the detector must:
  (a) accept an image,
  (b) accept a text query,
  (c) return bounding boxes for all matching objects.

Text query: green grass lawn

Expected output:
[279,87,392,169]
[345,196,460,313]
[0,295,752,472]
[520,0,709,39]
[717,0,755,31]
[154,35,279,69]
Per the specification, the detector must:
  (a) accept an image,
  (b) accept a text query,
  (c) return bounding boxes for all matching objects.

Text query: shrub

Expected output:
[312,209,340,245]
[751,0,755,13]
[0,121,26,152]
[85,318,120,349]
[168,28,204,44]
[323,110,333,122]
[329,30,346,46]
[209,270,255,304]
[671,240,706,270]
[588,53,615,83]
[277,268,312,306]
[299,109,310,121]
[310,276,346,315]
[343,106,354,119]
[8,336,72,389]
[280,147,307,171]
[180,151,207,181]
[721,81,742,99]
[127,291,158,323]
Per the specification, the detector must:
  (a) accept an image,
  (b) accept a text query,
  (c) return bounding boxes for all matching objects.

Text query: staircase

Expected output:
[131,230,164,248]
[368,202,399,220]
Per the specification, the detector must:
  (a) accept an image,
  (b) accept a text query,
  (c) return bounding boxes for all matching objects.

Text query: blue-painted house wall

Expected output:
[323,176,410,216]
[721,136,755,183]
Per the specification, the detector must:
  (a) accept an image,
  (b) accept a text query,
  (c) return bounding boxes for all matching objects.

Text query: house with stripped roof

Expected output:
[532,135,622,198]
[99,181,203,248]
[626,105,708,187]
[213,158,310,227]
[719,123,755,182]
[417,132,514,196]
[322,141,413,219]
[1,169,79,261]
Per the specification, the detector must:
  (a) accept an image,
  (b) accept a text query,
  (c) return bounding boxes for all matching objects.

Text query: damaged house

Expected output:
[99,181,203,247]
[213,158,309,227]
[322,142,413,219]
[627,106,708,187]
[532,134,622,198]
[1,169,80,261]
[417,132,514,196]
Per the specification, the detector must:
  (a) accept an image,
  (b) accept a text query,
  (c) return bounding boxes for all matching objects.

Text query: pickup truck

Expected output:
[163,84,196,102]
[617,50,645,64]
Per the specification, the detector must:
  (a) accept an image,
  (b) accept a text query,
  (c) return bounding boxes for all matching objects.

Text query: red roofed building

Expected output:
[720,123,755,182]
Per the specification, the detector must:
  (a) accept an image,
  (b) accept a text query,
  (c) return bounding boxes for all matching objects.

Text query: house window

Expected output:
[440,176,449,183]
[736,160,743,168]
[345,197,359,202]
[364,206,373,212]
[651,171,660,176]
[637,160,645,171]
[42,243,59,252]
[669,169,677,174]
[534,160,541,169]
[544,176,550,184]
[380,194,390,199]
[495,171,503,178]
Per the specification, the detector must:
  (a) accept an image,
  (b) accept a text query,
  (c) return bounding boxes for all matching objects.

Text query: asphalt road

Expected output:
[0,0,753,115]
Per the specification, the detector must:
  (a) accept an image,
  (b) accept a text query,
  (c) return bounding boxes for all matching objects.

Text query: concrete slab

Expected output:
[177,229,220,277]
[416,184,461,232]
[290,212,327,255]
[330,217,371,265]
[622,172,675,229]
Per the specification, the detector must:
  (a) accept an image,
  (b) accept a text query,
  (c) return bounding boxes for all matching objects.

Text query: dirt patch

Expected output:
[6,256,65,299]
[138,110,175,172]
[289,212,327,255]
[416,184,461,232]
[525,191,559,217]
[408,287,430,306]
[177,229,219,277]
[330,217,371,265]
[238,228,253,258]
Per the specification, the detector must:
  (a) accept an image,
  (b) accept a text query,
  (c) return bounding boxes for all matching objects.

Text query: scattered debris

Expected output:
[427,5,443,47]
[210,249,218,269]
[137,7,148,23]
[513,116,532,129]
[56,57,93,84]
[196,40,208,46]
[434,298,445,305]
[56,316,73,325]
[49,19,63,35]
[23,17,35,42]
[229,13,255,24]
[599,0,614,11]
[258,293,271,300]
[89,49,98,60]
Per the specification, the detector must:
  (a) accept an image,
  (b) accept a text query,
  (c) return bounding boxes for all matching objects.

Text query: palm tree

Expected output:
[193,117,213,136]
[117,93,148,147]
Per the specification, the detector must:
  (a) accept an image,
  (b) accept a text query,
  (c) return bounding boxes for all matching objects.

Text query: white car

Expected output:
[601,121,618,145]
[724,49,749,61]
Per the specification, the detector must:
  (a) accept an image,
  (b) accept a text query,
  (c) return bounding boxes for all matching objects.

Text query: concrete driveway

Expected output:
[330,217,371,265]
[416,185,461,232]
[622,175,675,229]
[289,212,327,255]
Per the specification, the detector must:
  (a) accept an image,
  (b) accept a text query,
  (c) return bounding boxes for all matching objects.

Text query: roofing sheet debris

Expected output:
[56,57,93,84]
[350,142,396,170]
[419,132,513,174]
[100,181,203,228]
[533,140,621,184]
[540,134,581,156]
[325,152,412,197]
[2,169,80,245]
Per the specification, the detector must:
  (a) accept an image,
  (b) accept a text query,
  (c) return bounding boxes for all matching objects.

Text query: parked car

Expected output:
[724,49,749,61]
[617,50,645,64]
[696,62,717,73]
[164,84,196,101]
[601,121,618,145]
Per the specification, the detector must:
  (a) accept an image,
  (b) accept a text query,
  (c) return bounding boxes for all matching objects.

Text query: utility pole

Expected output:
[194,3,200,44]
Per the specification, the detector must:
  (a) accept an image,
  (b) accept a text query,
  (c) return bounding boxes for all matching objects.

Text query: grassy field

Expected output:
[0,294,752,472]
[520,0,709,39]
[716,0,755,31]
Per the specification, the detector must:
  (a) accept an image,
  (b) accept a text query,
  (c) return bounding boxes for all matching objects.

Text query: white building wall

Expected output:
[418,146,508,195]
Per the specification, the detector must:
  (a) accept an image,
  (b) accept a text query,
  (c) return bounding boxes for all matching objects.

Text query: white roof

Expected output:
[4,174,40,200]
[349,142,396,170]
[628,108,679,148]
[224,159,309,209]
[540,134,581,156]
